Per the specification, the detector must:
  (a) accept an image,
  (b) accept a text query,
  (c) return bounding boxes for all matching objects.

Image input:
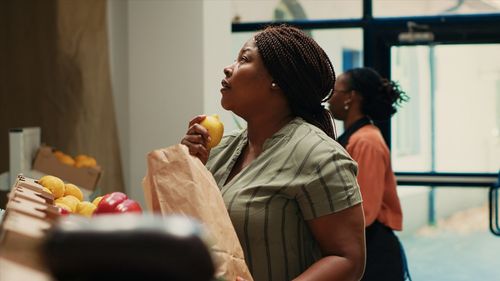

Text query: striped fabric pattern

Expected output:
[206,117,362,281]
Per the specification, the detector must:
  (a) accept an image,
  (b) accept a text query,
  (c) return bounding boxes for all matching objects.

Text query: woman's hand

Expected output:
[181,115,211,164]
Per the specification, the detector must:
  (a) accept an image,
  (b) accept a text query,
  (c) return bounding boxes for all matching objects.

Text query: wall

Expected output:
[108,0,130,194]
[108,0,232,204]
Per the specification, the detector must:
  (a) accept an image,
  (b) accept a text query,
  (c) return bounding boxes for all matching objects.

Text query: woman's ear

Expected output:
[351,90,363,103]
[344,98,351,111]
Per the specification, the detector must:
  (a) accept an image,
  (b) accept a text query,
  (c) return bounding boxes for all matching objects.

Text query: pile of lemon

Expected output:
[54,151,98,168]
[38,175,102,217]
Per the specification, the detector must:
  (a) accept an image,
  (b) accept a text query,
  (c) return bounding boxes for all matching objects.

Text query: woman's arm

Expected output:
[295,203,366,281]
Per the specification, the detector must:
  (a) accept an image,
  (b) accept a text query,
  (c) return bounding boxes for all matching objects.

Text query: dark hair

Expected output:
[254,24,336,139]
[343,67,408,121]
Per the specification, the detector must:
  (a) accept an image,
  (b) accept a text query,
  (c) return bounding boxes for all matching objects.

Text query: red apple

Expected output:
[94,192,128,214]
[115,199,142,213]
[57,206,70,216]
[93,192,143,215]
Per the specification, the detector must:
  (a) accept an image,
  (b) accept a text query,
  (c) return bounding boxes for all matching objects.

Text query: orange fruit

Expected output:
[74,154,97,168]
[85,156,97,167]
[60,154,75,166]
[54,151,65,159]
[54,151,75,166]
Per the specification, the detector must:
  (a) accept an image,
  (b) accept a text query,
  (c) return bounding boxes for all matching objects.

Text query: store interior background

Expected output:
[110,0,500,207]
[1,1,499,280]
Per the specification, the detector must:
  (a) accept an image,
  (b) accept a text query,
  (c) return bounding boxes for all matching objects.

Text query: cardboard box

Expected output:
[6,195,59,222]
[0,208,54,273]
[32,146,101,192]
[13,175,54,205]
[0,193,57,273]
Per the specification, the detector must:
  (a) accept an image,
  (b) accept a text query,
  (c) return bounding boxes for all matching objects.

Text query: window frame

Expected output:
[232,0,500,147]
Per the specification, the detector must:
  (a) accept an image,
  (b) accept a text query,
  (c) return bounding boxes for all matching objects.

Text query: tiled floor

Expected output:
[399,205,500,281]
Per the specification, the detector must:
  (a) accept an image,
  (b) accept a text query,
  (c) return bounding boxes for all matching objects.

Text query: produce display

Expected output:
[1,136,227,280]
[37,175,141,217]
[0,174,146,281]
[200,114,224,148]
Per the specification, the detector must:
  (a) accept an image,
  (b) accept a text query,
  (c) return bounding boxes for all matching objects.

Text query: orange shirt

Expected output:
[346,124,403,230]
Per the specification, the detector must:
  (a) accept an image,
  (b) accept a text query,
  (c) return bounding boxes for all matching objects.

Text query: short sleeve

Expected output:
[297,154,363,220]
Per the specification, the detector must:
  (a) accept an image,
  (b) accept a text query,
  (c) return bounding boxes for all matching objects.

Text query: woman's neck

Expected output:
[344,112,366,130]
[246,113,293,151]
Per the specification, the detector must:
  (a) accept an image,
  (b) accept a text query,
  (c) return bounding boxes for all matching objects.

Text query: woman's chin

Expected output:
[220,101,230,111]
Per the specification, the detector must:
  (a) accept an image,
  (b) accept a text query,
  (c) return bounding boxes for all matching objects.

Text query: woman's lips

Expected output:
[220,79,230,92]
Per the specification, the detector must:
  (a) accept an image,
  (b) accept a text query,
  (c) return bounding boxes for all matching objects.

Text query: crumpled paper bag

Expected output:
[142,144,253,281]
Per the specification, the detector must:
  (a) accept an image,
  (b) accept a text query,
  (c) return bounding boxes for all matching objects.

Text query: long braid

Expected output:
[255,24,336,139]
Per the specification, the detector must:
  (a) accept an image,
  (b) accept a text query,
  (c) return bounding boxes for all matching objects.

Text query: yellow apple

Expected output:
[200,114,224,148]
[38,175,65,199]
[76,201,97,217]
[64,183,83,201]
[92,196,103,206]
[55,195,80,212]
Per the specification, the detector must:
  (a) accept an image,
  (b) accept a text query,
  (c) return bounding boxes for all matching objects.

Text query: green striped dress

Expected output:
[206,117,362,281]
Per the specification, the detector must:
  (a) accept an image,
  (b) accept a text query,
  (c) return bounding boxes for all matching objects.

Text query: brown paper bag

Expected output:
[142,144,253,281]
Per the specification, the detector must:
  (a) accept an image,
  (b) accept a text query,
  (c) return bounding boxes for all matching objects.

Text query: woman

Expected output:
[328,67,409,281]
[181,25,366,281]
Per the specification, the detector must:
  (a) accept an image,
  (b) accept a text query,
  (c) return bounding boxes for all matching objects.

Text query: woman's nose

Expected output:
[223,65,233,77]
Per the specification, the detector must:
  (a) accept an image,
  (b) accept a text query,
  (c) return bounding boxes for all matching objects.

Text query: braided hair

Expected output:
[254,24,336,139]
[344,67,408,120]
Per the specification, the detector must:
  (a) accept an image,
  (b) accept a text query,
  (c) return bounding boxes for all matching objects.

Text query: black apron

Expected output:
[337,117,411,281]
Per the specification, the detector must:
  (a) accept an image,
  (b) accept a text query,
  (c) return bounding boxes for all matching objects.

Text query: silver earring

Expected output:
[271,82,277,88]
[344,105,349,110]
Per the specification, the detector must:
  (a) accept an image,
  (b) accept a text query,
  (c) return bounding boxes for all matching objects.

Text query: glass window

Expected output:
[231,0,362,23]
[374,0,500,18]
[391,46,431,171]
[392,45,498,281]
[391,44,500,173]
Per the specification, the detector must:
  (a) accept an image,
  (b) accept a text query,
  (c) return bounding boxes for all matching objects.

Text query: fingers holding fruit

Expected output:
[182,118,210,163]
[188,114,208,128]
[181,114,224,164]
[185,123,211,146]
